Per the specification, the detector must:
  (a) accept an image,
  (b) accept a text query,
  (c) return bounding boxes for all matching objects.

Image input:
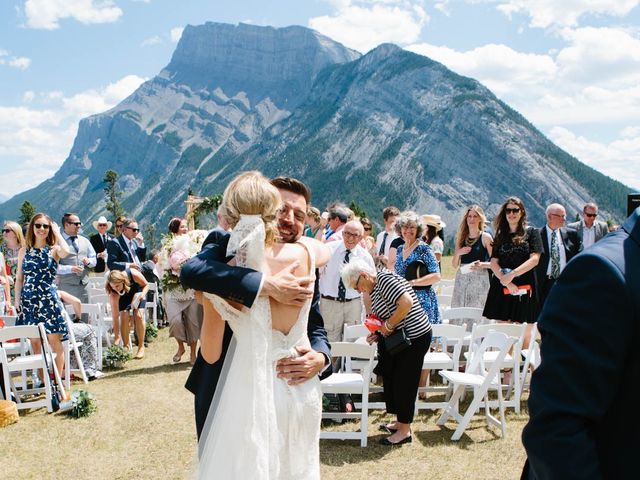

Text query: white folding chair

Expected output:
[320,342,376,447]
[437,294,453,311]
[87,276,107,289]
[415,324,467,411]
[145,282,159,327]
[62,308,89,388]
[88,287,107,303]
[0,324,58,412]
[441,307,484,330]
[520,323,541,393]
[464,323,526,413]
[436,331,516,440]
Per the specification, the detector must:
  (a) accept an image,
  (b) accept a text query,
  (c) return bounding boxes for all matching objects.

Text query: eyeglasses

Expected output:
[2,229,11,233]
[585,213,598,218]
[34,223,50,230]
[343,231,361,238]
[98,223,108,227]
[67,222,82,226]
[126,227,140,232]
[550,213,566,219]
[505,208,521,214]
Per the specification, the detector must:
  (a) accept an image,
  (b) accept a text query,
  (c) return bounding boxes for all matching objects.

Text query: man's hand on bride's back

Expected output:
[261,261,313,306]
[276,346,326,385]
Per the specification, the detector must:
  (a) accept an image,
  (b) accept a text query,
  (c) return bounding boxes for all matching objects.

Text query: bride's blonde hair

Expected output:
[221,171,280,245]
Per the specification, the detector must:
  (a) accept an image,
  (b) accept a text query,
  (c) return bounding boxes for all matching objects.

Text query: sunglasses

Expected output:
[116,224,123,228]
[505,208,521,214]
[2,229,11,233]
[363,227,372,231]
[67,221,82,226]
[98,223,108,227]
[126,227,140,232]
[585,213,597,218]
[34,223,50,230]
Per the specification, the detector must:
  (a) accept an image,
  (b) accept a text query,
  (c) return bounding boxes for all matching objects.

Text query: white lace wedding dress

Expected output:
[197,215,322,480]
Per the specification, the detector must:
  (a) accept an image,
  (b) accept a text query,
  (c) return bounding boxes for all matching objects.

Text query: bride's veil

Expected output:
[195,214,279,478]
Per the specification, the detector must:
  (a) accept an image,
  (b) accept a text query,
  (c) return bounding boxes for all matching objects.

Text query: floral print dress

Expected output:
[17,247,68,338]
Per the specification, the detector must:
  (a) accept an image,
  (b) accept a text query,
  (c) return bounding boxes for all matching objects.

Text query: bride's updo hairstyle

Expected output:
[221,171,280,245]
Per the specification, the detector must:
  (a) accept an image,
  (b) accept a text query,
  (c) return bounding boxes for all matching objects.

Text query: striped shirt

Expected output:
[371,269,432,339]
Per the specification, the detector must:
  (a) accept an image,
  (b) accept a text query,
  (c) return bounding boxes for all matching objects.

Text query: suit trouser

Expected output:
[319,297,362,343]
[379,331,431,424]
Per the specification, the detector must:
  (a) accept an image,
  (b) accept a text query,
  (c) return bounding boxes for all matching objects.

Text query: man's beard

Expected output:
[277,220,301,244]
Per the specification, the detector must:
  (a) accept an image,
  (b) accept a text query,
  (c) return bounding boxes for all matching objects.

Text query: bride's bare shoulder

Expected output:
[297,236,330,267]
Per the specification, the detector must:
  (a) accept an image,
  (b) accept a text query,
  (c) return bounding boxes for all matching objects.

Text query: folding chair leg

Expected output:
[436,384,465,426]
[451,393,486,441]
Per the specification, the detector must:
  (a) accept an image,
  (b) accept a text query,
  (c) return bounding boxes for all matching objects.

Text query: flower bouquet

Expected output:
[66,390,98,418]
[364,313,383,332]
[157,230,207,298]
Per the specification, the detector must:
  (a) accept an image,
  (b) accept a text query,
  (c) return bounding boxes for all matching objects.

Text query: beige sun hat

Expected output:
[92,215,113,230]
[0,399,19,428]
[421,214,446,231]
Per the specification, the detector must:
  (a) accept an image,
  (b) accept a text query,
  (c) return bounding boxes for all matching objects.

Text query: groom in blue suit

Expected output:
[181,177,332,439]
[522,206,640,479]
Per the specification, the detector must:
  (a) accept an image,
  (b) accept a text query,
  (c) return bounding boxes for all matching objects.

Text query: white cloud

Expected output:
[0,75,145,197]
[141,35,162,47]
[170,26,184,42]
[23,0,123,30]
[22,91,35,103]
[309,0,429,53]
[0,49,32,70]
[485,0,640,28]
[549,126,640,190]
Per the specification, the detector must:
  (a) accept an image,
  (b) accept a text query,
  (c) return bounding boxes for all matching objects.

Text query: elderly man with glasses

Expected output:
[568,202,609,249]
[319,220,375,343]
[56,212,97,308]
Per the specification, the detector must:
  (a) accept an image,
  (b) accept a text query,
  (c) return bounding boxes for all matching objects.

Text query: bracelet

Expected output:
[384,320,394,331]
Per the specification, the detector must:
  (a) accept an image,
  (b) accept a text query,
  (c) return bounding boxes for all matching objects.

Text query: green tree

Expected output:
[143,223,158,251]
[103,169,125,224]
[348,200,367,220]
[192,194,222,229]
[19,201,37,226]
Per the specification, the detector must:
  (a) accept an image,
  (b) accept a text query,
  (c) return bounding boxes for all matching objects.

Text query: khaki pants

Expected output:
[320,297,363,343]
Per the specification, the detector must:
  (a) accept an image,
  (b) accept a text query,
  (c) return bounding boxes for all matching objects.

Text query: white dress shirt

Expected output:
[582,225,596,249]
[319,242,374,299]
[375,230,398,257]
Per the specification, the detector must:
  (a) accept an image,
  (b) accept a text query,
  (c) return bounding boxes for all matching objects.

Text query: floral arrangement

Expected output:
[157,230,207,293]
[103,345,132,369]
[66,390,97,418]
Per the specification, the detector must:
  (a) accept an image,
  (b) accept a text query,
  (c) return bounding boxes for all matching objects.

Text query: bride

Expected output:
[197,171,330,479]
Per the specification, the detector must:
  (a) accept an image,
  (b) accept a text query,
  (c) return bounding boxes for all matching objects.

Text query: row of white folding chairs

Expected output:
[88,282,160,327]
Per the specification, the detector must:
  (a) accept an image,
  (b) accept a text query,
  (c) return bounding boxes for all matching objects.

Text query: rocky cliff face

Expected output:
[0,23,629,235]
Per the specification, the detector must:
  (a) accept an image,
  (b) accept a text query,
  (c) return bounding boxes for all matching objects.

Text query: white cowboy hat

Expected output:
[421,214,446,231]
[92,216,112,230]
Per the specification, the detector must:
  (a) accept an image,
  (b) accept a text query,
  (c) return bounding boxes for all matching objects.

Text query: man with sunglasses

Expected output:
[106,218,147,271]
[568,202,609,249]
[56,212,97,307]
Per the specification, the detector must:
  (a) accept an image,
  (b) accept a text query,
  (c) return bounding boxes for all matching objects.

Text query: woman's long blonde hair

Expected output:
[105,270,131,295]
[455,205,487,249]
[3,220,26,248]
[221,171,280,245]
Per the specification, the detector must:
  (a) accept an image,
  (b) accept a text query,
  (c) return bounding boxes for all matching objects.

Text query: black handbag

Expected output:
[384,327,412,356]
[404,260,429,290]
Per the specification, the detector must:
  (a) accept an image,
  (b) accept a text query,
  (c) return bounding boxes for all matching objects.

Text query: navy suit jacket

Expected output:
[106,235,147,271]
[90,232,114,273]
[180,228,332,439]
[522,207,640,479]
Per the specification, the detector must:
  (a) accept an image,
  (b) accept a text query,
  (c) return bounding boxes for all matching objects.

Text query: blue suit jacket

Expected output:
[522,207,640,479]
[180,228,331,438]
[106,235,146,271]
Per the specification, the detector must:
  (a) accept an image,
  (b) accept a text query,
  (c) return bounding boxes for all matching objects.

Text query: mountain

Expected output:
[0,22,630,237]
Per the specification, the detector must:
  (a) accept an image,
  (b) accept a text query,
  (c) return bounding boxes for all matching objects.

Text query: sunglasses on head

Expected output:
[67,221,82,226]
[585,213,597,218]
[505,208,521,214]
[34,223,50,230]
[126,227,140,232]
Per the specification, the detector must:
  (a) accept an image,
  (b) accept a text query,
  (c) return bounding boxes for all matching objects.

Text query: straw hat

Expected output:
[0,399,19,428]
[92,215,112,230]
[421,214,446,231]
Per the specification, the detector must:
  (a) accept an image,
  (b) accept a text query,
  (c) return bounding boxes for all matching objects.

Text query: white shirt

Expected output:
[319,242,374,299]
[375,230,398,257]
[582,225,596,249]
[545,225,567,276]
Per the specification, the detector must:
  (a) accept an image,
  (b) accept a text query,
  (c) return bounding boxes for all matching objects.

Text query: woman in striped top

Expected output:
[342,259,432,446]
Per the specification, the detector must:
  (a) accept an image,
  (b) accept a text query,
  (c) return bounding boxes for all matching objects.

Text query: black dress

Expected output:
[483,227,542,324]
[118,268,146,312]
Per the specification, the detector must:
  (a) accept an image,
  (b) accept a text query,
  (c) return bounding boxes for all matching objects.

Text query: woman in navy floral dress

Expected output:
[394,211,442,397]
[15,213,70,378]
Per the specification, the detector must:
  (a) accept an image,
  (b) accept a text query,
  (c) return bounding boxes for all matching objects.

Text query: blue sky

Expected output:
[1,0,639,199]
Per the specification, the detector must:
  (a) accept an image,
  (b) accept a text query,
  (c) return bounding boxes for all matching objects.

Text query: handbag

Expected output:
[384,326,412,356]
[404,260,429,290]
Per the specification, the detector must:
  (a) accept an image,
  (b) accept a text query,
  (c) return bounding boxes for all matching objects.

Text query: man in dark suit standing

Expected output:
[568,201,609,249]
[106,218,147,272]
[522,206,640,479]
[181,177,332,439]
[89,216,114,273]
[534,203,582,313]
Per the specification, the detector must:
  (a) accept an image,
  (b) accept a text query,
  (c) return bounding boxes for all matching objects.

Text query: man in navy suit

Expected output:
[534,203,582,314]
[181,177,332,439]
[106,218,147,271]
[522,206,640,479]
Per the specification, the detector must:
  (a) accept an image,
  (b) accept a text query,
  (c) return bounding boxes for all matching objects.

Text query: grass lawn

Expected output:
[2,257,529,479]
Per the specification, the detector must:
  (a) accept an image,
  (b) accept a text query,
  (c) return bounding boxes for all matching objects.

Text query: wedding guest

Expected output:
[387,222,404,271]
[394,210,441,396]
[0,251,10,315]
[161,217,202,366]
[450,205,493,330]
[113,215,127,237]
[2,220,27,313]
[422,214,446,265]
[482,197,542,348]
[567,201,609,249]
[105,268,149,358]
[57,213,97,306]
[375,206,400,262]
[343,258,432,445]
[360,217,376,255]
[325,206,348,242]
[89,215,114,274]
[304,206,323,240]
[107,217,147,272]
[14,213,70,379]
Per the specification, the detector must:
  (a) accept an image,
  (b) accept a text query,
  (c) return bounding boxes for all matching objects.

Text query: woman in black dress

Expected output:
[483,197,542,348]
